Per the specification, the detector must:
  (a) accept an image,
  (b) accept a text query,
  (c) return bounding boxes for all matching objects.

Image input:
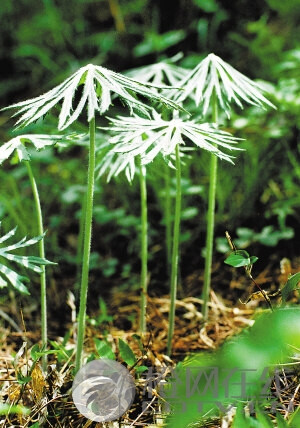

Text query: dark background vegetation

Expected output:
[0,0,299,329]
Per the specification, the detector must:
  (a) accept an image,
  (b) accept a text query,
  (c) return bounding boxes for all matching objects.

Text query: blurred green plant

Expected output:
[216,225,294,253]
[88,297,113,327]
[165,307,300,427]
[134,30,186,57]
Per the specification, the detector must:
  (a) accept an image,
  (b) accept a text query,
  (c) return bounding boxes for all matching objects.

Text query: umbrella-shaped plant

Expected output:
[125,56,190,272]
[103,112,241,354]
[96,143,148,332]
[0,134,61,369]
[2,63,186,372]
[173,53,276,320]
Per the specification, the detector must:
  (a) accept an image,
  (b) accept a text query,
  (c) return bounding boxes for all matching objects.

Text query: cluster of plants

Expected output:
[0,50,279,365]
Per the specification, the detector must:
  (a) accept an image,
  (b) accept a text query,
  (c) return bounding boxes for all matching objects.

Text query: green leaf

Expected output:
[224,250,258,268]
[181,207,198,220]
[256,407,273,427]
[0,264,30,294]
[17,373,32,385]
[126,57,188,87]
[102,113,242,168]
[30,344,41,361]
[118,338,137,366]
[281,272,300,303]
[135,365,148,374]
[275,412,289,427]
[0,222,56,294]
[289,405,300,427]
[3,64,186,130]
[132,334,145,352]
[232,403,248,428]
[133,30,186,57]
[174,53,276,117]
[256,226,294,247]
[94,339,115,360]
[193,0,218,13]
[0,403,30,416]
[0,134,61,165]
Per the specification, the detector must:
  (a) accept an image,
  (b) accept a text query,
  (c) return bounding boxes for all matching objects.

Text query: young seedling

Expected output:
[0,134,60,370]
[224,230,273,311]
[104,112,240,355]
[173,53,276,320]
[2,63,185,372]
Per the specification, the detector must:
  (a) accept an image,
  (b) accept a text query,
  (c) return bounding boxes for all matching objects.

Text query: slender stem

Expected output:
[25,161,47,371]
[167,144,181,356]
[75,191,87,296]
[202,93,218,321]
[164,162,172,270]
[249,274,273,311]
[75,117,96,373]
[108,0,126,32]
[139,158,148,333]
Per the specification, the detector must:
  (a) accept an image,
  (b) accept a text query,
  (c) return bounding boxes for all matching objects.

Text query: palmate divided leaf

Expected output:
[97,145,137,183]
[103,113,242,165]
[174,53,276,116]
[126,55,189,87]
[0,222,56,295]
[0,134,61,164]
[96,140,194,183]
[3,64,186,130]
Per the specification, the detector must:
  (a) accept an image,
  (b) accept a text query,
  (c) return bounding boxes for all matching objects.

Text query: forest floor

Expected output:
[0,256,299,427]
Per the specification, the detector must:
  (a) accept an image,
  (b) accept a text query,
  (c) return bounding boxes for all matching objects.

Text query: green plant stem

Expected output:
[164,162,172,270]
[75,191,87,295]
[75,117,96,373]
[167,144,181,356]
[139,158,148,333]
[108,0,126,32]
[202,93,218,321]
[25,161,47,371]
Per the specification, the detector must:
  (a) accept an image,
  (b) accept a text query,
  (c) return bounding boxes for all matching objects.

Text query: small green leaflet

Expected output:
[0,403,30,416]
[94,338,115,360]
[288,405,300,427]
[232,403,247,428]
[118,338,137,366]
[224,250,258,268]
[275,412,289,428]
[17,373,32,385]
[281,272,300,303]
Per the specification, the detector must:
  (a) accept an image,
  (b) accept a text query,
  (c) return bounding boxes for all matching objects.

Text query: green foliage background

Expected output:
[0,0,299,305]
